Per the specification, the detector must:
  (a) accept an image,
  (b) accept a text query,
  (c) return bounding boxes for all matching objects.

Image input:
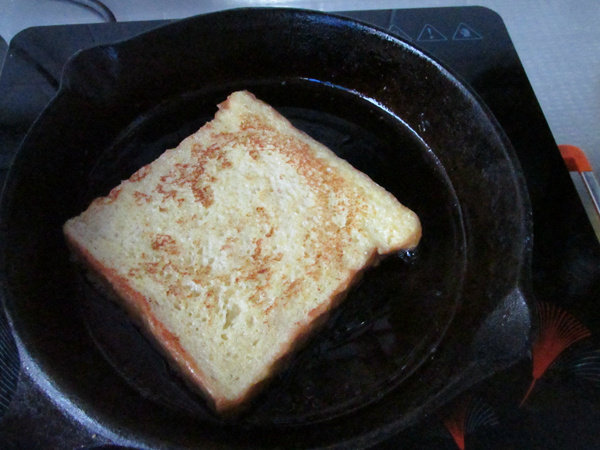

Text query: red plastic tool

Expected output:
[559,144,600,217]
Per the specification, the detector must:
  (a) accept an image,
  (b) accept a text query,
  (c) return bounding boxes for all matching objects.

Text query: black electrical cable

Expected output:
[53,0,117,22]
[86,0,116,22]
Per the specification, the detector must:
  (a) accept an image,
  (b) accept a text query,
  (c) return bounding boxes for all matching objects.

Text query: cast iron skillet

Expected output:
[0,8,532,448]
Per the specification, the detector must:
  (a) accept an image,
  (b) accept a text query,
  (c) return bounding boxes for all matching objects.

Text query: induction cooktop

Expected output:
[0,7,598,449]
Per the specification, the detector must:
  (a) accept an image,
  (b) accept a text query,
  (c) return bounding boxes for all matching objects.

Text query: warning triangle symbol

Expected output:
[389,24,412,41]
[453,23,483,40]
[417,24,447,42]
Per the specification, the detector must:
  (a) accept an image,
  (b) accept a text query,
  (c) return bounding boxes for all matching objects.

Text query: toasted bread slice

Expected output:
[63,90,421,414]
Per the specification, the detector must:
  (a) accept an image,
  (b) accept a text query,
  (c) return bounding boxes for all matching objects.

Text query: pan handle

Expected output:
[61,44,122,107]
[469,287,531,371]
[379,287,532,436]
[431,287,532,408]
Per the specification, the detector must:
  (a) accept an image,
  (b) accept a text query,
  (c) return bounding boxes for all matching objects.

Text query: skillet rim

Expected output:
[0,6,533,447]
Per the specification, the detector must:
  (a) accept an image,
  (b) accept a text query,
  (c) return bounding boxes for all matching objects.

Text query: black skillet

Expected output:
[0,8,532,448]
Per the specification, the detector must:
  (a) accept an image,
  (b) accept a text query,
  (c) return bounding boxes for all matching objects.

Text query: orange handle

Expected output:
[558,144,593,173]
[559,144,600,221]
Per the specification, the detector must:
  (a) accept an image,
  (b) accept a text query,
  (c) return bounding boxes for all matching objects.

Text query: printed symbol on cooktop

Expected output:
[442,395,499,450]
[389,24,412,41]
[417,24,447,42]
[520,301,591,406]
[453,23,483,40]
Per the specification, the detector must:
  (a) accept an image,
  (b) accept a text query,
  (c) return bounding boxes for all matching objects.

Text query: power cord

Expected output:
[53,0,117,22]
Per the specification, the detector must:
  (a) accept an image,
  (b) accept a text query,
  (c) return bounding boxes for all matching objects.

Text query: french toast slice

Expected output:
[63,90,421,414]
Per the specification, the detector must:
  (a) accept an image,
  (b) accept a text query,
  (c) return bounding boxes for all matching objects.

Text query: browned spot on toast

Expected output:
[130,165,151,182]
[97,186,122,204]
[151,234,179,254]
[155,184,178,201]
[192,184,214,207]
[133,191,152,204]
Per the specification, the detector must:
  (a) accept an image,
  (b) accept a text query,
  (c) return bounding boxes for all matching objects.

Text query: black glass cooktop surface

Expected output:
[0,7,598,449]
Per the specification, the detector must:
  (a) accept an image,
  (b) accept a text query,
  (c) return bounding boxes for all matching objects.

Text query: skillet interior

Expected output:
[81,80,465,426]
[0,8,530,448]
